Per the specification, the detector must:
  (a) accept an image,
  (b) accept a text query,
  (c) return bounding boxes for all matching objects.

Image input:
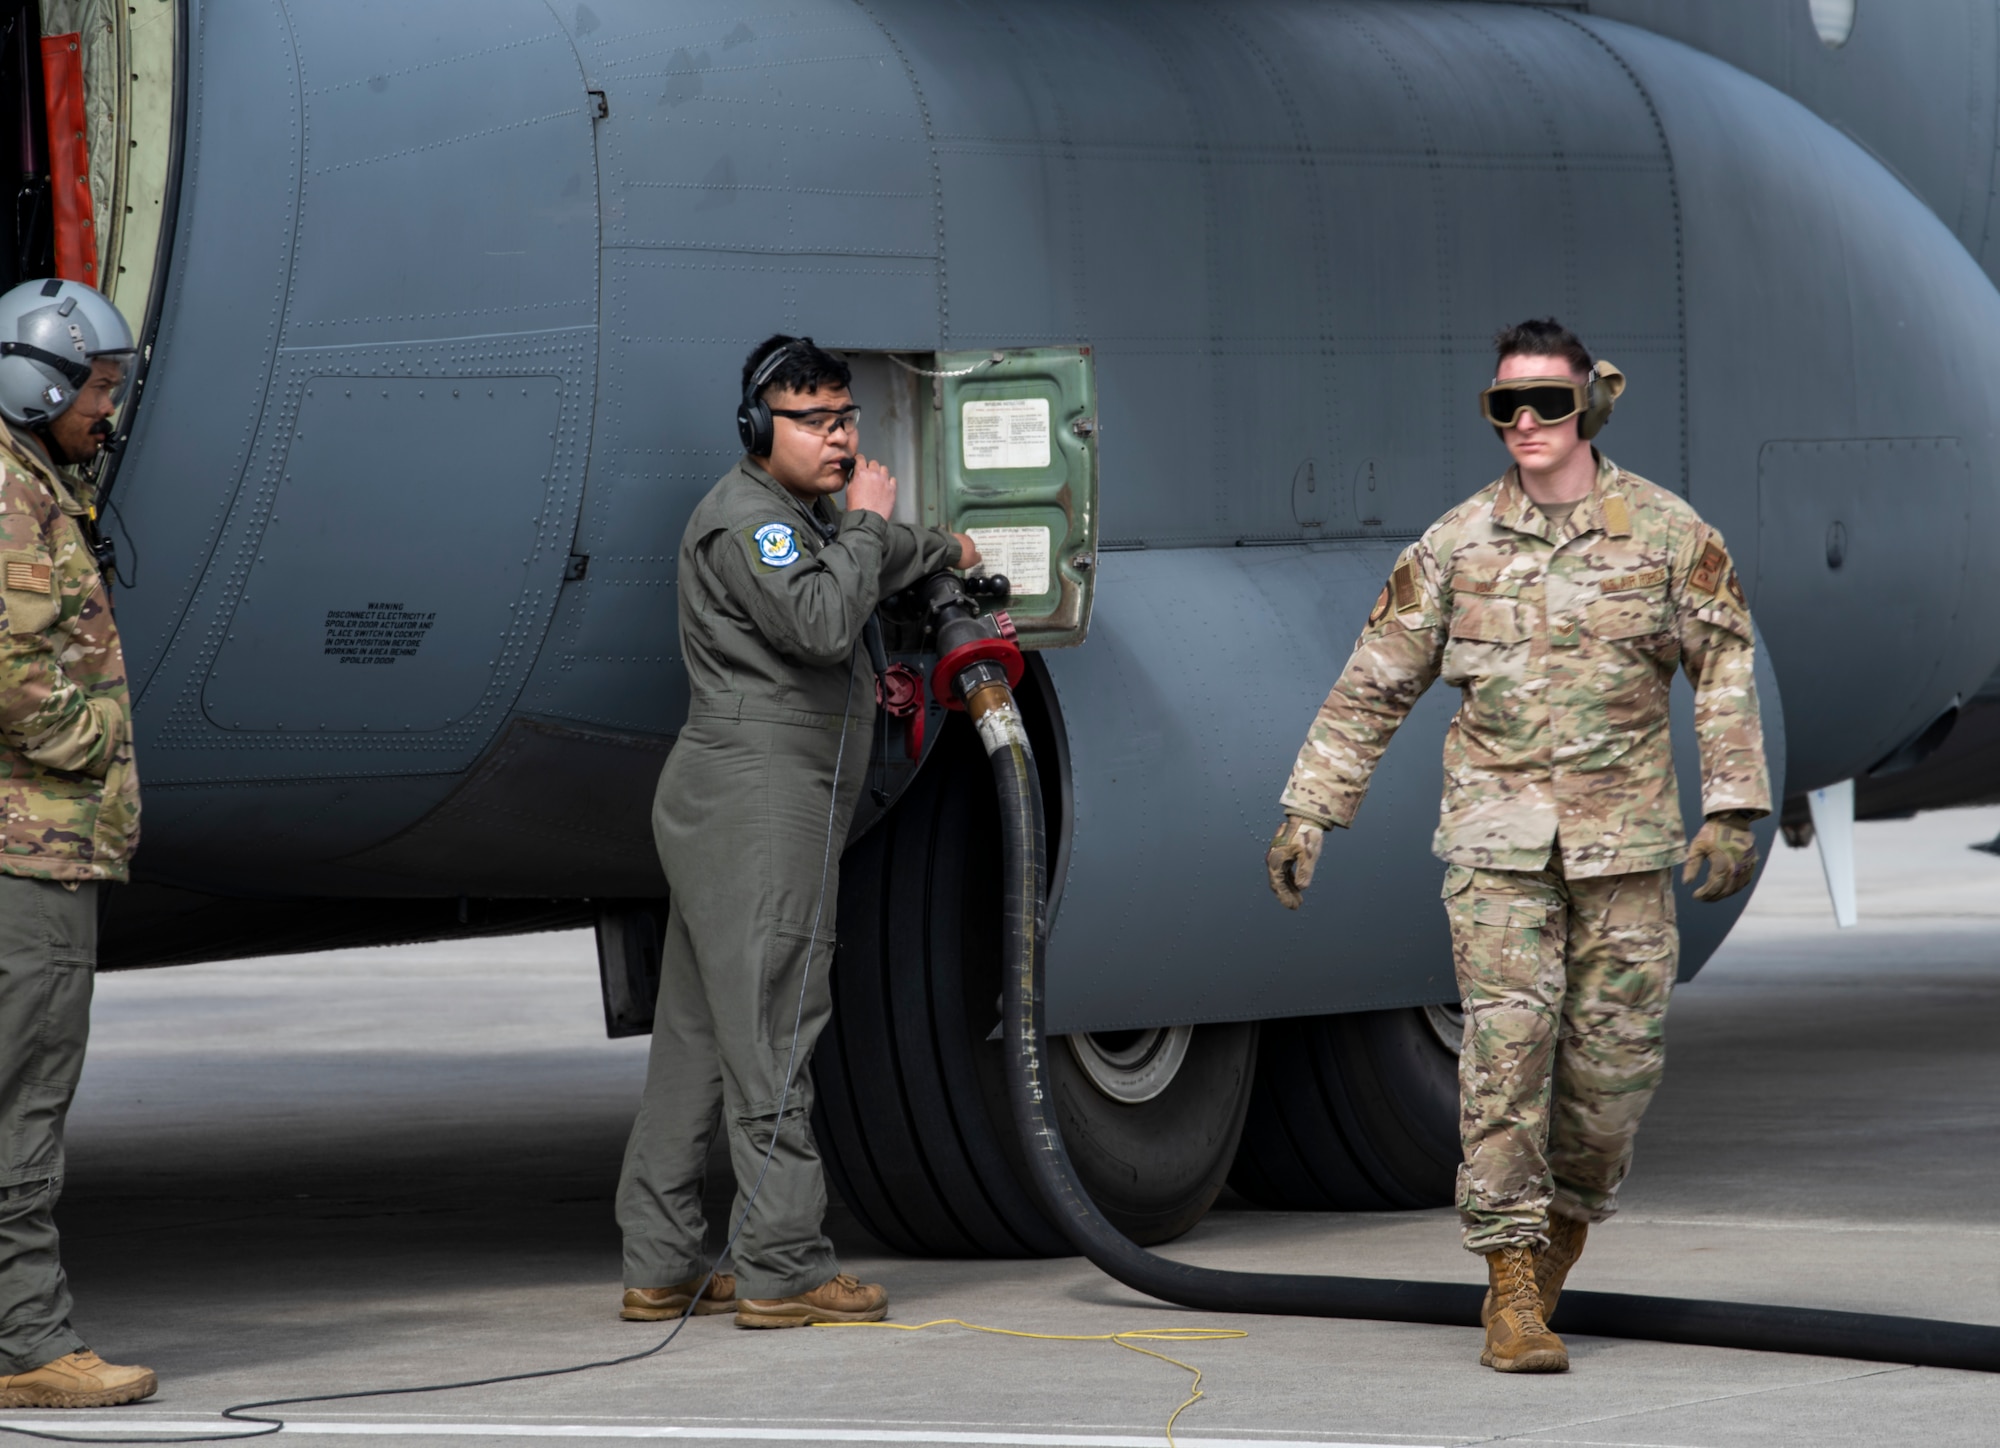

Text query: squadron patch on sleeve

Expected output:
[1368,584,1390,626]
[1725,567,1747,609]
[1691,540,1729,597]
[751,521,801,569]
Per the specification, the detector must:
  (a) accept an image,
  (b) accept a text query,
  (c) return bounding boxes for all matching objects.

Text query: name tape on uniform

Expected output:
[966,525,1052,598]
[962,398,1051,471]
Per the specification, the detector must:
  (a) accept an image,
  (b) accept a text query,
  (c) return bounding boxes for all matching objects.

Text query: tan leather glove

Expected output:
[1683,814,1759,902]
[1266,816,1325,910]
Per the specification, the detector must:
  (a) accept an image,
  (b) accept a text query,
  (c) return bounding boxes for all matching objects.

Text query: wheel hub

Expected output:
[1065,1026,1193,1104]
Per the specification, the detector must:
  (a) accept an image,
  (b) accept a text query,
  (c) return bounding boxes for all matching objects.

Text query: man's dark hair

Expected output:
[740,333,852,400]
[1493,317,1592,378]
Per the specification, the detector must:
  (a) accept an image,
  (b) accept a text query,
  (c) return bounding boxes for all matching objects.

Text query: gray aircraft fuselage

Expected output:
[85,0,2000,1031]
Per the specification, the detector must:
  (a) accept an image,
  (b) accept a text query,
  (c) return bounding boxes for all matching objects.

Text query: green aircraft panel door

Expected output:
[931,347,1098,649]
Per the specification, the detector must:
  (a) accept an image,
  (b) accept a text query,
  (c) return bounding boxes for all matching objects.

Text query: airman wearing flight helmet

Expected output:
[1268,319,1770,1374]
[0,278,153,1408]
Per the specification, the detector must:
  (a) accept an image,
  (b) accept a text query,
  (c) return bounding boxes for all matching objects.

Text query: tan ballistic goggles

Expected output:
[1479,376,1587,429]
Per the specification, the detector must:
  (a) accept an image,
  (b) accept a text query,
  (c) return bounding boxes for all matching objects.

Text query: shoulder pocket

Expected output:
[1,550,59,636]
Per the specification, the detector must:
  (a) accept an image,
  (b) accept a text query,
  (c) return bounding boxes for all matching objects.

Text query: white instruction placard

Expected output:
[966,526,1053,598]
[961,397,1051,470]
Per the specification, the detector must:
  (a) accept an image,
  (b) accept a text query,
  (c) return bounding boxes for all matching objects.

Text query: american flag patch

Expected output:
[4,561,52,595]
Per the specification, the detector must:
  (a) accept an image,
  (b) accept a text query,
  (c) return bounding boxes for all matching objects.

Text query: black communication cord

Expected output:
[0,579,869,1445]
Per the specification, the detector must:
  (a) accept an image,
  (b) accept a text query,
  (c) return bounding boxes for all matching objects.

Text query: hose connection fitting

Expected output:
[921,571,1026,734]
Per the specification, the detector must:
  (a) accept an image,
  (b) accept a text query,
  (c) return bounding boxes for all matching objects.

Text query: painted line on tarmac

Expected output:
[0,1421,1443,1448]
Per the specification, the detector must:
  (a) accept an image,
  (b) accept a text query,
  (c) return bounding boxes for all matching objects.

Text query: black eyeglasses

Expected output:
[770,405,862,437]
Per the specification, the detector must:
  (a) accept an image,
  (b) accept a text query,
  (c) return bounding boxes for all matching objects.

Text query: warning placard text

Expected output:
[965,526,1053,598]
[961,398,1051,471]
[325,602,437,665]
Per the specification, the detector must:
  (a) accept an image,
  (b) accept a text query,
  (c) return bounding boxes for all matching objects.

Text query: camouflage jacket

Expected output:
[0,426,138,881]
[1280,453,1769,877]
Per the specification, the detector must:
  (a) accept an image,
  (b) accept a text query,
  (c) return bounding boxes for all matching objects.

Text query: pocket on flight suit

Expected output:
[758,926,837,1061]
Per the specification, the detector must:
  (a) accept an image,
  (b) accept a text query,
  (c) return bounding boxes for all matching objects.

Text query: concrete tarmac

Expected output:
[10,807,2000,1446]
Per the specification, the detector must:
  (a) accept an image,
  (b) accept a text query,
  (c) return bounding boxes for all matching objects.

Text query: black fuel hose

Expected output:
[966,673,2000,1375]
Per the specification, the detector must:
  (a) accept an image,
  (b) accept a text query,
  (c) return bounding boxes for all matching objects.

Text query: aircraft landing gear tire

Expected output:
[1228,1005,1462,1211]
[813,711,1258,1257]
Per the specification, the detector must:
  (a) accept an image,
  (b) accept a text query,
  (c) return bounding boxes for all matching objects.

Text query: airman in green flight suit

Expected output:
[616,336,978,1328]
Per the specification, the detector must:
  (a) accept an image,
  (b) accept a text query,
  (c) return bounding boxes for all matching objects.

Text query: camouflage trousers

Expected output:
[1443,861,1678,1254]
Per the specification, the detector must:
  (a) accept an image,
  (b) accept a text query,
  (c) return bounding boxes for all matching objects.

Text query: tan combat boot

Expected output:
[736,1273,888,1328]
[1480,1246,1569,1373]
[0,1350,158,1408]
[1537,1215,1589,1321]
[1481,1216,1590,1328]
[621,1271,737,1321]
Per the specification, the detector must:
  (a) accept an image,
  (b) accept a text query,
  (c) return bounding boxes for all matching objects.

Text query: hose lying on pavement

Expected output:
[959,664,2000,1375]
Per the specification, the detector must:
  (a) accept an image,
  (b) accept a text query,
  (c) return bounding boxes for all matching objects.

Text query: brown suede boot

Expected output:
[0,1351,158,1408]
[736,1273,888,1328]
[621,1271,737,1321]
[1481,1217,1591,1328]
[1537,1215,1589,1321]
[1479,1246,1569,1373]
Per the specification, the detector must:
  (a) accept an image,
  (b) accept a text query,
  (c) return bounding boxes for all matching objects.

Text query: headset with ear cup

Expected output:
[736,336,814,456]
[1579,359,1626,440]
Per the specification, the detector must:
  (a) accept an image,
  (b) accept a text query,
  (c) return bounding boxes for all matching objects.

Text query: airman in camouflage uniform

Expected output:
[0,278,152,1409]
[1269,320,1769,1373]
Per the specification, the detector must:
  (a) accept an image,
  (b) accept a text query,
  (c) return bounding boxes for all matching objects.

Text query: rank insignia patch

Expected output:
[1391,560,1419,615]
[1692,540,1728,596]
[4,560,51,595]
[752,521,801,569]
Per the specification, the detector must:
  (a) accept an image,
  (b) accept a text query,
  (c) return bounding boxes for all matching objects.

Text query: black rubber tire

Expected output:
[814,705,1258,1256]
[1049,1019,1259,1244]
[1227,1007,1460,1211]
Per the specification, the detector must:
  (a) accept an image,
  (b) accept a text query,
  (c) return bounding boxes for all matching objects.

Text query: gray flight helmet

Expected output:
[0,278,136,426]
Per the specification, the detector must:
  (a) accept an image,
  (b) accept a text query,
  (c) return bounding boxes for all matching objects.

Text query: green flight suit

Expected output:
[617,458,960,1299]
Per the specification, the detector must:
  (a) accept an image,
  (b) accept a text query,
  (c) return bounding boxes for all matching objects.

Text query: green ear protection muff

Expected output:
[1579,360,1626,440]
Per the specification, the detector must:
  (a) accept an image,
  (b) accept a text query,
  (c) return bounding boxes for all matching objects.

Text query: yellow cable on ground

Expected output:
[815,1318,1248,1447]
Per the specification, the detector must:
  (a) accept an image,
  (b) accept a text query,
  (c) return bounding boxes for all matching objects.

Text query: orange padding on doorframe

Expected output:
[40,33,99,286]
